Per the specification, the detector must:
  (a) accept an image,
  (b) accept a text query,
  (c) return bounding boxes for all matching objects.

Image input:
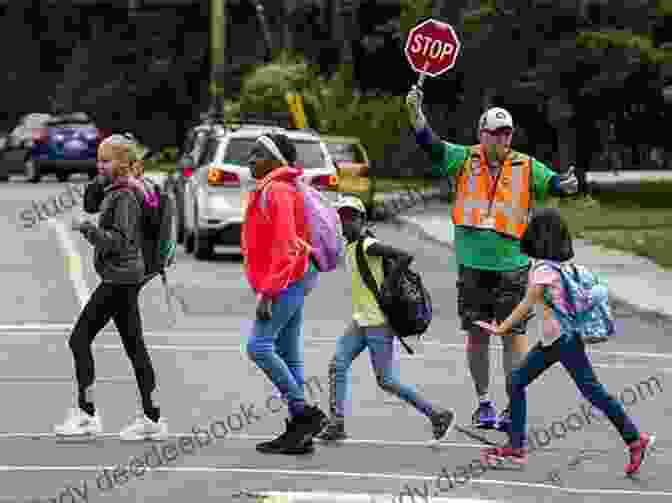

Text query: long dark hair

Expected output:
[520,207,574,261]
[268,133,297,165]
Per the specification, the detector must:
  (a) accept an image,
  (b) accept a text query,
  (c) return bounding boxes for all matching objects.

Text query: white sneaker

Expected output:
[54,408,102,437]
[119,412,168,441]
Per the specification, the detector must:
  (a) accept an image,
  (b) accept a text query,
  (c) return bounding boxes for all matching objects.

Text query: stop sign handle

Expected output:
[416,61,430,89]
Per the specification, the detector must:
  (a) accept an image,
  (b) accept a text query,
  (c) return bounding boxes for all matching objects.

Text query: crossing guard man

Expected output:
[406,86,579,431]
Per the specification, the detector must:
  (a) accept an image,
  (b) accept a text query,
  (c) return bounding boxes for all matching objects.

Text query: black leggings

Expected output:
[69,281,157,412]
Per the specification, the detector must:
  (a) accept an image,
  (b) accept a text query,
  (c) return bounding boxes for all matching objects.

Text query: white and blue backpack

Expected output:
[538,260,615,344]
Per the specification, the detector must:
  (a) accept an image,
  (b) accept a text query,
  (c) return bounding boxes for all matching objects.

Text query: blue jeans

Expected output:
[247,277,309,417]
[508,332,640,448]
[327,321,435,418]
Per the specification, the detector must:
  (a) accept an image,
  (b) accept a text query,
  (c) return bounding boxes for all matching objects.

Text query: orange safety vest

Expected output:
[452,145,533,240]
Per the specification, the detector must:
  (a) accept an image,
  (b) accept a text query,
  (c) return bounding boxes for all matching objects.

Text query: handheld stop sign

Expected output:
[404,18,461,89]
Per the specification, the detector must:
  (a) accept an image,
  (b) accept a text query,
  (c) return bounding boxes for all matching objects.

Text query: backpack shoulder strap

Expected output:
[355,238,381,302]
[544,261,579,316]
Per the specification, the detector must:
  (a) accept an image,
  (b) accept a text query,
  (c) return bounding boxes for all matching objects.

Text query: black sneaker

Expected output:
[496,406,512,433]
[317,420,348,442]
[431,409,456,441]
[256,419,315,455]
[301,404,329,438]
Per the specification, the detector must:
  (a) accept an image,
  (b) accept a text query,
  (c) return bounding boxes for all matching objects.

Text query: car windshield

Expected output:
[222,138,325,170]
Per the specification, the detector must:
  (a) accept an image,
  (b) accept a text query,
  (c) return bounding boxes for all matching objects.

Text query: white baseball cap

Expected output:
[335,195,366,215]
[478,107,514,132]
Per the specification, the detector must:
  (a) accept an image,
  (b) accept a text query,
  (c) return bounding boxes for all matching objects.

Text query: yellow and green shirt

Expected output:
[345,237,386,326]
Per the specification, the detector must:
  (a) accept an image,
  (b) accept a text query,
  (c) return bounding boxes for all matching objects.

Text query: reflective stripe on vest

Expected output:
[452,145,531,239]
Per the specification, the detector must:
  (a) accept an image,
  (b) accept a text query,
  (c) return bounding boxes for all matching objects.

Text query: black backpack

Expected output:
[355,237,433,354]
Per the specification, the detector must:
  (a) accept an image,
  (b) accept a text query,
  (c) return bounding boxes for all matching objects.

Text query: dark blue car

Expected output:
[25,112,106,183]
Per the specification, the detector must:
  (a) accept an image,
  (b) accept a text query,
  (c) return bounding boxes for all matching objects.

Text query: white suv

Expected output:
[182,125,338,260]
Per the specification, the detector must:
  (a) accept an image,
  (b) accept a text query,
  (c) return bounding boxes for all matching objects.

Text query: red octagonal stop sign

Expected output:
[405,18,461,77]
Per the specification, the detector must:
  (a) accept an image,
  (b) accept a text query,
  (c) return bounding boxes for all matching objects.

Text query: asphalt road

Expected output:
[0,175,670,503]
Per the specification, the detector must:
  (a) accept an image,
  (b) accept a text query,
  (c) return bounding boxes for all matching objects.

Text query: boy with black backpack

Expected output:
[317,195,455,443]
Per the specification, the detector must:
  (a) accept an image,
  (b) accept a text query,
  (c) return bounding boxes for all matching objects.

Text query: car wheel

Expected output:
[171,207,184,245]
[0,162,9,182]
[193,207,213,260]
[194,227,213,260]
[184,230,195,254]
[24,158,41,183]
[56,172,69,183]
[177,219,185,244]
[171,189,185,244]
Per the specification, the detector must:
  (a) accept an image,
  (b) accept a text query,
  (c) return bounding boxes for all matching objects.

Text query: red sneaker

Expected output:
[625,432,655,475]
[481,446,528,466]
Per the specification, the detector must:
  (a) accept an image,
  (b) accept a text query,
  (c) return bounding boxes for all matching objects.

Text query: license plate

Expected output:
[65,140,86,151]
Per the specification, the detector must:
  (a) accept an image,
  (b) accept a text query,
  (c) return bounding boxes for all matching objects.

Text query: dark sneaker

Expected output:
[256,419,315,455]
[301,404,329,438]
[496,406,511,433]
[317,420,348,442]
[481,446,528,466]
[472,401,497,429]
[430,409,456,441]
[625,432,656,475]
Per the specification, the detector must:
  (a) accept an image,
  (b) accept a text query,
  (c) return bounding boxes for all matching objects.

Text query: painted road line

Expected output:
[2,334,672,368]
[0,324,73,331]
[0,376,135,383]
[4,325,672,361]
[46,218,90,310]
[96,344,327,353]
[0,432,484,449]
[0,466,670,497]
[234,492,502,503]
[592,363,672,372]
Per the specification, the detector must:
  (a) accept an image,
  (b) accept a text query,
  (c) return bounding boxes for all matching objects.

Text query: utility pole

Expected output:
[340,0,356,66]
[210,0,226,117]
[340,0,358,88]
[251,0,274,62]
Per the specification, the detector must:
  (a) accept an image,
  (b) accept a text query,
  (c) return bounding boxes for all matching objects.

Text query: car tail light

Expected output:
[208,166,239,186]
[311,174,338,190]
[34,128,48,144]
[183,165,194,178]
[97,129,112,139]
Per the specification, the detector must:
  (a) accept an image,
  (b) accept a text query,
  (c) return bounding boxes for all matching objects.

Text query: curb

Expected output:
[369,187,449,221]
[392,214,672,324]
[391,214,454,250]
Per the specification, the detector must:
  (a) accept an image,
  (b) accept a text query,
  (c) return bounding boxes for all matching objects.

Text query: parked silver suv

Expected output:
[164,121,228,244]
[181,125,338,260]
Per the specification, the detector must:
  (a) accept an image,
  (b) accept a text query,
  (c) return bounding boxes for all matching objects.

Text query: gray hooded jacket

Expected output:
[79,183,145,284]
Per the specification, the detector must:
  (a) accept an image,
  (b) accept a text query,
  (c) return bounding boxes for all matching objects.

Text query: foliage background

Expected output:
[0,0,670,183]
